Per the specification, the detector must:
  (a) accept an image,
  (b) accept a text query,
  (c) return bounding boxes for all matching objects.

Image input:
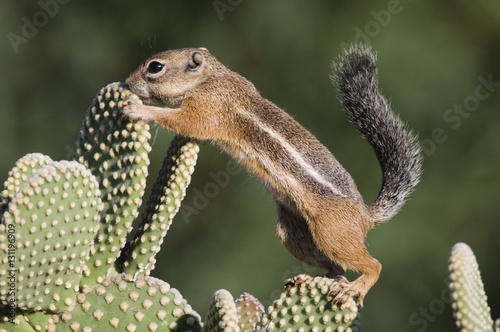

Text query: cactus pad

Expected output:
[53,273,202,332]
[0,160,102,312]
[235,292,265,331]
[0,153,54,215]
[259,274,361,331]
[0,309,57,332]
[204,289,240,331]
[120,135,199,276]
[449,242,494,332]
[0,309,39,332]
[76,82,152,283]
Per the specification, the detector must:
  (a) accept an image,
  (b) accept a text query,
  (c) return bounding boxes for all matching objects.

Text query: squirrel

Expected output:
[123,44,422,306]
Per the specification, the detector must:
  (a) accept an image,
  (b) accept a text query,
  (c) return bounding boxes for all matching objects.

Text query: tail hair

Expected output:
[331,44,423,223]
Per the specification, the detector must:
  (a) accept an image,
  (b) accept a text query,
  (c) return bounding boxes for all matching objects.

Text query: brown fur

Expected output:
[124,47,420,305]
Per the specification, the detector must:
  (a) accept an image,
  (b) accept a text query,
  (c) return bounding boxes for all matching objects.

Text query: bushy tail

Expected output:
[331,44,422,223]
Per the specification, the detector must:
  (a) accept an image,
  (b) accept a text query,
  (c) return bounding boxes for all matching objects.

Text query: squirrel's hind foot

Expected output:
[328,279,363,309]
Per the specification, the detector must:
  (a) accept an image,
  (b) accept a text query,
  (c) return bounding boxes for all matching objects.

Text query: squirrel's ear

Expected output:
[188,51,204,71]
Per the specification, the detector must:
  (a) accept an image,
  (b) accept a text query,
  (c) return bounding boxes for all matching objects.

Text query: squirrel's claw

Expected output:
[329,278,363,309]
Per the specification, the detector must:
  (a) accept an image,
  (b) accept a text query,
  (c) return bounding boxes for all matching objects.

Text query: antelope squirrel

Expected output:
[123,45,422,306]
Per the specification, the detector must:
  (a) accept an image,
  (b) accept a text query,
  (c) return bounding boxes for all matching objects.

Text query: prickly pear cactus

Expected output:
[448,242,495,332]
[76,82,152,284]
[259,274,361,331]
[54,273,200,331]
[0,160,102,313]
[0,82,202,332]
[203,275,360,331]
[119,136,199,277]
[205,289,240,331]
[204,290,266,331]
[234,292,265,330]
[0,153,54,215]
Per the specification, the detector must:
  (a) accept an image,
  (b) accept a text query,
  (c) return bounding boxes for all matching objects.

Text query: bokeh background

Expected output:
[1,1,499,330]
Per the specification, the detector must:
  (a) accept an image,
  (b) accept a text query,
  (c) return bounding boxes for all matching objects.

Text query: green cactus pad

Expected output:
[54,273,202,332]
[0,161,102,313]
[259,274,361,332]
[1,153,54,216]
[76,82,152,283]
[234,292,265,331]
[204,289,240,332]
[21,310,58,332]
[0,306,37,332]
[449,242,494,332]
[0,307,58,332]
[120,135,199,276]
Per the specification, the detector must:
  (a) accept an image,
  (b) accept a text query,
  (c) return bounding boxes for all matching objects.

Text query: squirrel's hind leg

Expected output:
[307,197,381,307]
[328,253,381,308]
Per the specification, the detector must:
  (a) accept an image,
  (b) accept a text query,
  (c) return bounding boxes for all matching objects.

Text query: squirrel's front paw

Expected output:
[122,98,147,121]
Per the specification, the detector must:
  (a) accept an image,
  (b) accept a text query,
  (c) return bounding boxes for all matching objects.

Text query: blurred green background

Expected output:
[1,1,499,330]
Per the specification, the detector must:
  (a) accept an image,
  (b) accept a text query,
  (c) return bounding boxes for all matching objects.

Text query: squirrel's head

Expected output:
[126,48,212,105]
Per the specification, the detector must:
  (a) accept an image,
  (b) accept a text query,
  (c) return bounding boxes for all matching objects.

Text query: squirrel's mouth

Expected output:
[125,80,151,99]
[134,93,180,108]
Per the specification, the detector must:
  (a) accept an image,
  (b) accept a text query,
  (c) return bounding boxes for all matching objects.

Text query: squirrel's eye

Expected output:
[147,61,164,74]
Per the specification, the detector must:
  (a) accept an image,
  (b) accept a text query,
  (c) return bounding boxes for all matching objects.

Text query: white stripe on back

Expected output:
[238,109,346,198]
